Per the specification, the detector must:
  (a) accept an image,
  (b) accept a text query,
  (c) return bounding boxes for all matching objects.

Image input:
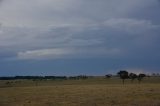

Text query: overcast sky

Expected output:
[0,0,160,76]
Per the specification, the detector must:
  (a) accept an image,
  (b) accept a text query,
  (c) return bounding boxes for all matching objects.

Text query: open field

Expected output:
[0,77,160,106]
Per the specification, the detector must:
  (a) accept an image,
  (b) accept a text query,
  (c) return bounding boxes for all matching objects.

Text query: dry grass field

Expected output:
[0,77,159,106]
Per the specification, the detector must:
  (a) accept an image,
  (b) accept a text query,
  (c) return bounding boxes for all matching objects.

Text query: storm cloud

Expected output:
[0,0,160,75]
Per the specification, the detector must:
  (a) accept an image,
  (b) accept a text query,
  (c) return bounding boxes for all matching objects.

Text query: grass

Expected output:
[0,77,160,106]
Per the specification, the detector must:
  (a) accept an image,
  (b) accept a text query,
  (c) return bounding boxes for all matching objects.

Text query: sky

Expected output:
[0,0,160,76]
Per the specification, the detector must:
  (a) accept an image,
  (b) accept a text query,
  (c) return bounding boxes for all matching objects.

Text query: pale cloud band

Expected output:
[17,47,121,60]
[17,48,74,60]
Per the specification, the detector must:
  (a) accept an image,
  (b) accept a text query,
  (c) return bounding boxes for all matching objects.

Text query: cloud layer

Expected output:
[0,0,160,74]
[0,0,160,26]
[0,18,159,60]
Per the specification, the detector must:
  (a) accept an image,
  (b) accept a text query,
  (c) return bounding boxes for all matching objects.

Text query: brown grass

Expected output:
[0,77,160,106]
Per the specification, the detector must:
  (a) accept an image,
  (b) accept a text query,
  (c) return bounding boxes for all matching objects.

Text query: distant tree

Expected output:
[77,75,88,80]
[69,76,78,80]
[137,73,146,83]
[117,70,129,84]
[156,73,160,77]
[129,73,137,83]
[105,74,112,79]
[152,73,160,77]
[152,73,156,76]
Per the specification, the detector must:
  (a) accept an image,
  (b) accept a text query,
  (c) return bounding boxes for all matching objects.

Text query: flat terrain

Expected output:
[0,77,160,106]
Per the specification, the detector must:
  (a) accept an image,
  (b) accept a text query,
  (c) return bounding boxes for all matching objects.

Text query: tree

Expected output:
[137,73,146,83]
[105,74,112,79]
[152,73,156,76]
[129,73,137,83]
[156,73,160,77]
[117,70,129,84]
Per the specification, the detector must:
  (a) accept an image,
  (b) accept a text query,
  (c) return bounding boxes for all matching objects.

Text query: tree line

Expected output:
[0,70,158,84]
[0,75,88,80]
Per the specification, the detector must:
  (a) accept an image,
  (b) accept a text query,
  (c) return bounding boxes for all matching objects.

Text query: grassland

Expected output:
[0,77,160,106]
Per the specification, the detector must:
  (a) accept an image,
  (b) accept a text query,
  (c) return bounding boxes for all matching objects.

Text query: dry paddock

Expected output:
[0,83,160,106]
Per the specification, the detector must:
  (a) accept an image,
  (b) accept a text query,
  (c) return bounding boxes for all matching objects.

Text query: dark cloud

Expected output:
[0,0,160,74]
[0,18,159,61]
[0,0,3,4]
